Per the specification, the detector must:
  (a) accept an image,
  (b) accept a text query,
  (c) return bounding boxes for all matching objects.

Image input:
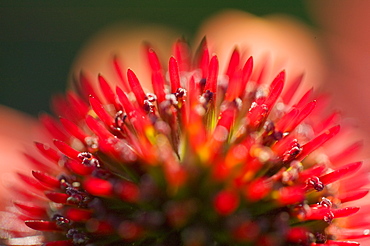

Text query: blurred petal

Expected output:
[70,23,181,93]
[0,106,44,209]
[307,1,370,145]
[195,10,326,96]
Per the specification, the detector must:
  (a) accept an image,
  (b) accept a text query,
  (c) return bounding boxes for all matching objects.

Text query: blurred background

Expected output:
[0,1,311,116]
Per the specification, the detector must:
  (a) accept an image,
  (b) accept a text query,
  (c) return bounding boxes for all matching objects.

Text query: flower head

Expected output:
[1,36,369,246]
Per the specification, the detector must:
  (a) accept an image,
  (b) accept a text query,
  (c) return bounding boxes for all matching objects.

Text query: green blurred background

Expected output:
[0,1,310,116]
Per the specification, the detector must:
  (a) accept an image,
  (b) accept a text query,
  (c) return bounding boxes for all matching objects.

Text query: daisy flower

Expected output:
[1,10,369,246]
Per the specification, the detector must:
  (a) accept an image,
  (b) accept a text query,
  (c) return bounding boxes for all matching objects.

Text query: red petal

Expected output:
[338,190,369,203]
[45,191,69,203]
[275,108,299,133]
[294,87,313,109]
[25,220,60,231]
[311,241,360,246]
[151,71,166,103]
[272,135,298,158]
[298,164,326,182]
[17,172,45,190]
[116,86,135,116]
[277,186,304,205]
[332,207,360,218]
[226,48,240,79]
[66,91,90,122]
[304,207,331,220]
[116,87,151,136]
[247,103,268,129]
[188,75,201,108]
[329,141,363,165]
[240,56,253,97]
[213,190,239,216]
[319,161,362,185]
[169,56,181,93]
[305,207,359,221]
[225,68,242,101]
[35,142,60,163]
[60,117,88,143]
[245,178,272,202]
[32,170,60,188]
[98,74,119,110]
[65,158,93,175]
[264,70,285,112]
[113,56,130,91]
[24,153,49,172]
[226,56,252,101]
[197,38,209,78]
[14,201,47,217]
[40,114,68,142]
[332,228,370,240]
[53,139,80,159]
[89,96,114,128]
[79,71,98,100]
[286,227,309,243]
[65,208,92,221]
[282,73,304,105]
[217,106,236,132]
[204,55,219,93]
[172,38,191,71]
[285,100,316,132]
[85,115,114,141]
[325,241,360,246]
[299,125,340,160]
[147,48,165,103]
[146,47,162,71]
[84,177,113,197]
[52,94,72,121]
[127,69,146,106]
[314,111,340,134]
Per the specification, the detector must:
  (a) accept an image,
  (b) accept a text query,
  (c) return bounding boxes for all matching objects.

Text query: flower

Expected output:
[1,10,370,246]
[1,32,369,246]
